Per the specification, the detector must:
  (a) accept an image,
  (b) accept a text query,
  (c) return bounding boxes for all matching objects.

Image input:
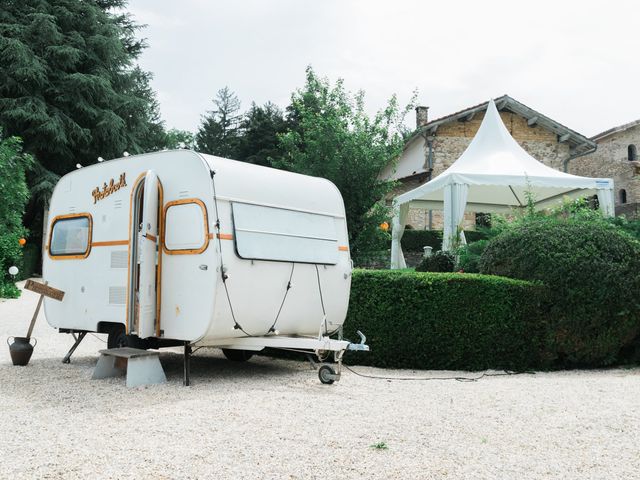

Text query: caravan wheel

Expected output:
[107,327,127,349]
[222,349,254,362]
[107,326,148,350]
[318,365,336,384]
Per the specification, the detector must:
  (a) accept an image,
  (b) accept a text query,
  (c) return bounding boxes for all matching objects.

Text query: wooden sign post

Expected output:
[23,280,65,338]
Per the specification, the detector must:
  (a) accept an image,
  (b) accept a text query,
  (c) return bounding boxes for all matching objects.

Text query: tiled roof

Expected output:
[591,119,640,142]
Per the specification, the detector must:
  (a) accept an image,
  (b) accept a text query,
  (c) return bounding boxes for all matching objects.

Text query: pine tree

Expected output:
[0,0,165,259]
[0,0,164,174]
[195,87,242,159]
[237,102,287,167]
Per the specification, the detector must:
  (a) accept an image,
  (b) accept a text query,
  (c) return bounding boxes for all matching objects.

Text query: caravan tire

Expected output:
[222,349,254,362]
[107,326,148,350]
[107,327,127,349]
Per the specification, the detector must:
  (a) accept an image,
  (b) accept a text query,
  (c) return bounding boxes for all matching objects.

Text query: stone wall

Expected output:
[406,208,476,231]
[569,123,640,213]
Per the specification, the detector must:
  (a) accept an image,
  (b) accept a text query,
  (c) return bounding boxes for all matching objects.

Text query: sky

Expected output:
[127,0,640,138]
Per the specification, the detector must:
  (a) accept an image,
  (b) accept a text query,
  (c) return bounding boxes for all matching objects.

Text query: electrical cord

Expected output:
[90,333,106,343]
[210,169,253,336]
[341,363,534,382]
[210,168,299,338]
[314,264,329,335]
[266,262,295,334]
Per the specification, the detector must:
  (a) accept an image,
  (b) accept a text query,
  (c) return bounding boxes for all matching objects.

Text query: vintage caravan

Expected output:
[43,150,367,383]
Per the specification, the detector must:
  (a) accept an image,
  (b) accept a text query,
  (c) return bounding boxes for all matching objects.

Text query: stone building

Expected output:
[569,119,640,218]
[382,95,596,230]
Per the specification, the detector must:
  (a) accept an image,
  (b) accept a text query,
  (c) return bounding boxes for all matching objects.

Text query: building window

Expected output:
[628,145,637,161]
[620,189,628,204]
[475,212,492,228]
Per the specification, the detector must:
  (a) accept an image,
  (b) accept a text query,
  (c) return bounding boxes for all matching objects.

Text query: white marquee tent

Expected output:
[390,99,615,269]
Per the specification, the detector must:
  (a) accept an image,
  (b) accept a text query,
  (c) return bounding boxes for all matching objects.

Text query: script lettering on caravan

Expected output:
[92,173,127,204]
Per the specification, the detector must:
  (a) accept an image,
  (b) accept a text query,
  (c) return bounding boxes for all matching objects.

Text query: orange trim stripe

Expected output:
[92,240,129,247]
[144,234,157,242]
[338,245,349,251]
[216,233,234,240]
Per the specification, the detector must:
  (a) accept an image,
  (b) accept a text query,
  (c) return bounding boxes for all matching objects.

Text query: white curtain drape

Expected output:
[442,183,469,251]
[597,188,615,217]
[390,203,410,269]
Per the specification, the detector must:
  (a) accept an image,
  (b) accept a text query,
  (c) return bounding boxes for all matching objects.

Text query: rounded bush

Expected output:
[479,218,640,366]
[415,251,455,272]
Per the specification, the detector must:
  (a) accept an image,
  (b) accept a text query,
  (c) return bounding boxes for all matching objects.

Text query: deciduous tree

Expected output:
[277,67,413,260]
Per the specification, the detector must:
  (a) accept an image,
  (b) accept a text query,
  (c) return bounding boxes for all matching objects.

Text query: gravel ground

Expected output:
[1,280,640,479]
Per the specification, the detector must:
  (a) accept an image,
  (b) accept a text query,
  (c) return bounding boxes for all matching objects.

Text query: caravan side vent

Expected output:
[108,286,126,305]
[178,190,189,198]
[110,250,128,269]
[114,200,123,209]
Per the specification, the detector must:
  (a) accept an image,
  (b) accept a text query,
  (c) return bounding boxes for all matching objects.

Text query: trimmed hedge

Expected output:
[343,269,548,370]
[480,218,640,366]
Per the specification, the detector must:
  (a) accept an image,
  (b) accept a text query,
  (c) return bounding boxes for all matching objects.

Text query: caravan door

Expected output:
[138,170,159,339]
[127,170,160,339]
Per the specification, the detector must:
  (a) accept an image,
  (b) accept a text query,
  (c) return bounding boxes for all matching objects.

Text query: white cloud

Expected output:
[128,0,640,137]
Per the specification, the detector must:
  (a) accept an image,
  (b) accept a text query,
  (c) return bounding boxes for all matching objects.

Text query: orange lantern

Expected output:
[18,238,26,246]
[379,222,389,232]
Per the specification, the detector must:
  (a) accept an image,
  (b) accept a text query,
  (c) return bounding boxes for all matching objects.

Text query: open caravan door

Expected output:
[136,170,159,339]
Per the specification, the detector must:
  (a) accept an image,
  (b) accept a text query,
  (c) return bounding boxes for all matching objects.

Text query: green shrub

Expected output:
[415,251,455,272]
[343,269,548,370]
[456,239,489,273]
[609,216,640,242]
[18,243,40,280]
[397,229,488,253]
[479,217,640,366]
[0,135,32,298]
[400,230,442,251]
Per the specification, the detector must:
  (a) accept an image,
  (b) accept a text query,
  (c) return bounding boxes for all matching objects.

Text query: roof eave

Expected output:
[406,95,595,150]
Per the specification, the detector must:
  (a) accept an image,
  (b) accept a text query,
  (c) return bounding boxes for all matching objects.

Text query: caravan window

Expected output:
[49,214,92,258]
[163,199,209,254]
[232,202,339,264]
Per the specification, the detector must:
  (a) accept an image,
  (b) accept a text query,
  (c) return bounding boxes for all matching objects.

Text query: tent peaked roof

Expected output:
[395,98,613,212]
[447,99,572,178]
[390,98,616,267]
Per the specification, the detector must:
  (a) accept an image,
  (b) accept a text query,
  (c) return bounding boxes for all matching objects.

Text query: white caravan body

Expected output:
[43,150,353,352]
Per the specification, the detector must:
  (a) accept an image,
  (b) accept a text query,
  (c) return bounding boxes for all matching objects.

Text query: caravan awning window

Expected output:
[232,202,338,264]
[49,214,92,259]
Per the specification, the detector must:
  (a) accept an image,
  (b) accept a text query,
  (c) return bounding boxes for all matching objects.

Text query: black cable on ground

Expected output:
[342,364,534,382]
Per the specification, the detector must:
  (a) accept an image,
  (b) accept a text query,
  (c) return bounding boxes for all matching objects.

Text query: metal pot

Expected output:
[7,336,37,366]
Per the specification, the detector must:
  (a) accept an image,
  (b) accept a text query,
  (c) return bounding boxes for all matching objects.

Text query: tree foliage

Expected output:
[277,67,413,260]
[163,129,195,150]
[237,102,287,167]
[0,0,165,260]
[195,87,243,158]
[0,134,32,298]
[0,0,163,174]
